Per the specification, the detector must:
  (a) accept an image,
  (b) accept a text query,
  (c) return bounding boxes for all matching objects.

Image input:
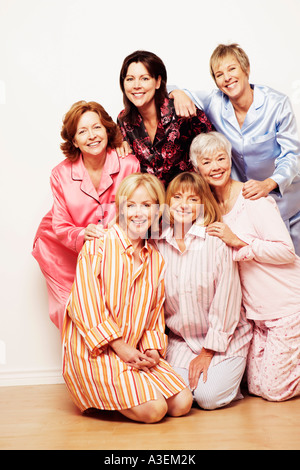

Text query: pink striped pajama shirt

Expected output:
[157,224,252,408]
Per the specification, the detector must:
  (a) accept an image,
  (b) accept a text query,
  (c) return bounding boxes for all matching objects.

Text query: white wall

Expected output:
[1,0,300,386]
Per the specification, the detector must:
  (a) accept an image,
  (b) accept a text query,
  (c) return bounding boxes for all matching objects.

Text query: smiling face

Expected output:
[73,111,108,159]
[196,149,231,189]
[123,61,161,113]
[170,187,202,229]
[122,184,159,241]
[213,54,250,101]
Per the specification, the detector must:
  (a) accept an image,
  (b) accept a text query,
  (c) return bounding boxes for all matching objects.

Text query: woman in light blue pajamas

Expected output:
[169,43,300,255]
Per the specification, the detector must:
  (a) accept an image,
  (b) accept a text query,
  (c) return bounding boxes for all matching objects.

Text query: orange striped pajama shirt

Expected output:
[62,224,187,412]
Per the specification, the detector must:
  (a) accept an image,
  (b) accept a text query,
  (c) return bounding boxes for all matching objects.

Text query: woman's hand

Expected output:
[115,140,132,158]
[206,222,247,249]
[169,89,197,118]
[144,349,160,368]
[110,339,157,372]
[242,178,277,199]
[189,348,214,390]
[84,223,106,241]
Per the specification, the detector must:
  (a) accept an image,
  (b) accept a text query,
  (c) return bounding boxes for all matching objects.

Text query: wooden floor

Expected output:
[0,383,299,450]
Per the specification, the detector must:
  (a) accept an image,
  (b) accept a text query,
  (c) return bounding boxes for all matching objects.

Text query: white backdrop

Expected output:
[1,0,300,386]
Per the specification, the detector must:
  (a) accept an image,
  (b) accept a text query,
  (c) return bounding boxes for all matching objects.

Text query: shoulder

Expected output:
[194,107,213,128]
[166,96,207,121]
[254,84,291,112]
[229,192,279,222]
[117,109,125,123]
[80,237,105,258]
[202,233,235,267]
[117,109,141,131]
[50,158,74,187]
[106,148,139,172]
[209,88,225,104]
[242,193,278,212]
[237,195,282,236]
[168,95,212,128]
[51,158,72,176]
[105,224,130,252]
[81,226,125,257]
[206,232,232,252]
[118,152,140,170]
[160,97,176,123]
[255,83,287,100]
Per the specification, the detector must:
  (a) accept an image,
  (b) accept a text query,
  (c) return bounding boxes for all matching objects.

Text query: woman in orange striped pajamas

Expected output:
[62,173,193,423]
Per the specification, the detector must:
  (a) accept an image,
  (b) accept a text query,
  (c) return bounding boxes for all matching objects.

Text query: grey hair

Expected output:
[189,132,232,169]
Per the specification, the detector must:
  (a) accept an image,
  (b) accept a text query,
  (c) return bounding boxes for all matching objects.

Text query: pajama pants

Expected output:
[247,311,300,401]
[173,356,246,410]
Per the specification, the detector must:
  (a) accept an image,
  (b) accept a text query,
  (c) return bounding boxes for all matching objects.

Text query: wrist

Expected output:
[110,338,125,353]
[232,236,248,249]
[201,347,214,357]
[265,178,278,192]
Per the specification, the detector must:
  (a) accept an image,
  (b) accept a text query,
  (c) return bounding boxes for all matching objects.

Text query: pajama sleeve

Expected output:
[233,196,296,264]
[50,170,85,253]
[66,238,122,357]
[204,243,242,352]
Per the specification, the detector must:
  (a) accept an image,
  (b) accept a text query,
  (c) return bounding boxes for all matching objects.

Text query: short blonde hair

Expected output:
[190,132,232,170]
[115,172,165,227]
[164,172,222,227]
[210,43,250,83]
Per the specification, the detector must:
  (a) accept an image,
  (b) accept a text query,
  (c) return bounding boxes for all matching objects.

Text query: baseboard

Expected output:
[0,368,64,387]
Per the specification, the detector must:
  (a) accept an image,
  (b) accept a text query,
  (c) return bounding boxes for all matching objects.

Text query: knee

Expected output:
[193,387,236,410]
[194,392,220,410]
[140,399,168,424]
[168,388,193,417]
[259,383,291,402]
[249,373,295,402]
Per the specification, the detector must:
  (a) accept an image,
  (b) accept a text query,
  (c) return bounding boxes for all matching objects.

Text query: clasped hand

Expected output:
[111,338,160,372]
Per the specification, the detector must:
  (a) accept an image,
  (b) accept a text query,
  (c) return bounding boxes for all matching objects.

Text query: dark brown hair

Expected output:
[119,50,168,123]
[60,101,123,162]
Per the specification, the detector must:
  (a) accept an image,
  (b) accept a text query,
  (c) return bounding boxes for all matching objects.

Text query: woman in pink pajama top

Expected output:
[191,131,300,402]
[32,101,140,332]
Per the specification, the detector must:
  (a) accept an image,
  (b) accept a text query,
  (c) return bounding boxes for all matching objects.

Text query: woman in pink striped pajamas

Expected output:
[191,131,300,402]
[157,172,253,410]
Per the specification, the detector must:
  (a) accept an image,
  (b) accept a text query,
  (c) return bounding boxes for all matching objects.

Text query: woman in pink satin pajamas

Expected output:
[32,101,140,332]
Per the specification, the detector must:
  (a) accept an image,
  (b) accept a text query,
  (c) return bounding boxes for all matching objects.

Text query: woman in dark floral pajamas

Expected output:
[118,50,213,187]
